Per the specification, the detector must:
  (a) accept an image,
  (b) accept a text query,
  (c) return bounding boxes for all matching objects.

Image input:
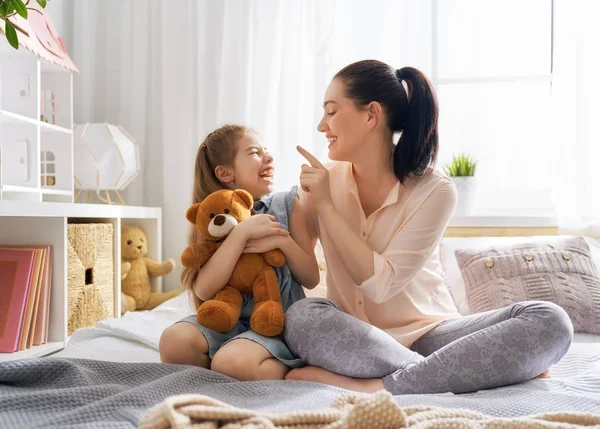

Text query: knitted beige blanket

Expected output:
[139,390,600,429]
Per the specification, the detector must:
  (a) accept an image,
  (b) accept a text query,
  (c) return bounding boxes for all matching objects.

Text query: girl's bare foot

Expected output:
[285,365,384,393]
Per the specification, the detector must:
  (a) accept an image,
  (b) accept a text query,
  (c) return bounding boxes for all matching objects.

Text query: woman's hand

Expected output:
[235,214,289,241]
[244,235,287,254]
[297,146,333,210]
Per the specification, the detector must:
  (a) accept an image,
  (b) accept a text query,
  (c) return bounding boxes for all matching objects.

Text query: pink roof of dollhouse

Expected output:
[1,3,77,72]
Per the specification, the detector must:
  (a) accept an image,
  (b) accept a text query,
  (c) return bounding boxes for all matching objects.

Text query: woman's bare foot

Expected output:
[534,369,551,379]
[285,365,384,393]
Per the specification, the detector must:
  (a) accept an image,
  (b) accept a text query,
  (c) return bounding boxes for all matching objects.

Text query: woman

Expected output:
[281,60,573,395]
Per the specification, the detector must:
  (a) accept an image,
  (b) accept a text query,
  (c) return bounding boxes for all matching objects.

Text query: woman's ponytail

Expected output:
[334,60,439,184]
[393,67,439,183]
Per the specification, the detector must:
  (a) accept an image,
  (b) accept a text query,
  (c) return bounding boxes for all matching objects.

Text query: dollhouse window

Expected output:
[41,151,56,186]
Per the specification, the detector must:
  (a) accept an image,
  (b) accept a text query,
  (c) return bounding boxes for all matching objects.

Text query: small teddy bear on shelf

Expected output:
[120,226,180,314]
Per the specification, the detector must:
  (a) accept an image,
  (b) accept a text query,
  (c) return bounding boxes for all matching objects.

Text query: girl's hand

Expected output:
[244,235,288,254]
[297,146,333,210]
[235,214,289,241]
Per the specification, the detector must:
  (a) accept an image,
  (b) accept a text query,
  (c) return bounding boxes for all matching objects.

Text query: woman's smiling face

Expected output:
[316,78,372,163]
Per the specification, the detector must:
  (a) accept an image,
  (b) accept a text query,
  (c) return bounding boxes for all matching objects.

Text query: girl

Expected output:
[159,124,320,381]
[283,60,573,394]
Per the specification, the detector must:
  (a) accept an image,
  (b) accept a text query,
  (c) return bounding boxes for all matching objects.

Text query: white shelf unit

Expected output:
[0,201,163,362]
[0,40,74,204]
[0,12,164,363]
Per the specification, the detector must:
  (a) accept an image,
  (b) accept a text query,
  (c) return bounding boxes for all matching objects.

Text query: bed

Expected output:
[1,229,600,428]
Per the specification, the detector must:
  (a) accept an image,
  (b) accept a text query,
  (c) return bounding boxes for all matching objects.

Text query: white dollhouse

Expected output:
[0,6,164,362]
[0,5,76,203]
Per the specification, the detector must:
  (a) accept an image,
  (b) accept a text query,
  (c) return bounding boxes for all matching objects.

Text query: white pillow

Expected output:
[440,235,600,315]
[96,290,196,350]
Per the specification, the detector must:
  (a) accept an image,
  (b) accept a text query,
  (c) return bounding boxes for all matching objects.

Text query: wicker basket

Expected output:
[67,223,114,335]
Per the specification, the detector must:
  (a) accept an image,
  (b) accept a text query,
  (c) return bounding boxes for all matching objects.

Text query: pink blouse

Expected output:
[300,162,461,347]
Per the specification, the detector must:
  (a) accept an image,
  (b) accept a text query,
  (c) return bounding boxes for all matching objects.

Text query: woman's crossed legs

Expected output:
[284,298,573,394]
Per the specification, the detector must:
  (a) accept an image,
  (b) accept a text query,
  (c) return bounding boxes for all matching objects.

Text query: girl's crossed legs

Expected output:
[159,322,288,381]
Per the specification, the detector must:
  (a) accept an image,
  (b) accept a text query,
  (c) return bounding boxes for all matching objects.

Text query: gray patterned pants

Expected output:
[284,298,573,394]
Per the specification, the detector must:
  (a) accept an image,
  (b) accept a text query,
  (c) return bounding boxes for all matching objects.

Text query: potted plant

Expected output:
[442,153,478,216]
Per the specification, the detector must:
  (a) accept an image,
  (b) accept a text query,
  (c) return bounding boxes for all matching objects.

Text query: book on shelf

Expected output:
[0,246,53,353]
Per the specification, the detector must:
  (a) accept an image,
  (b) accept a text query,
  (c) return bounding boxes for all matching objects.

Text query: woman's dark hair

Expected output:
[334,60,439,183]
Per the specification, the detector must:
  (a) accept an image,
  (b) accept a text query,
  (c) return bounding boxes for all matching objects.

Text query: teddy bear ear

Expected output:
[233,189,254,210]
[186,204,201,224]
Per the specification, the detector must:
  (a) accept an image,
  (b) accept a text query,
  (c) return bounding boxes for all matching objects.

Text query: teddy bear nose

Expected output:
[214,215,226,226]
[137,245,142,250]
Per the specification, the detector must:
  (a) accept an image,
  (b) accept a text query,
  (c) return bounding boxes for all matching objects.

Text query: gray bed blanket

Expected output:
[0,358,599,429]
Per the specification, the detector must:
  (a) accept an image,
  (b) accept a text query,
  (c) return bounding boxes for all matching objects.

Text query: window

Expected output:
[433,0,554,213]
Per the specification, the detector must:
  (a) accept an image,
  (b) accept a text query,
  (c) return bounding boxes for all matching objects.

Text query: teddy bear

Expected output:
[181,189,286,337]
[120,225,180,314]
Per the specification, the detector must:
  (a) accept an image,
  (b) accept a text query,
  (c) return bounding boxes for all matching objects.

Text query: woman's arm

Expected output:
[316,203,374,285]
[297,144,456,303]
[193,214,288,301]
[318,181,456,303]
[296,145,374,285]
[281,197,320,289]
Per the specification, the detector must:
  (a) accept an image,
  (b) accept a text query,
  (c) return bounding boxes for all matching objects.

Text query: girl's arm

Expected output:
[192,227,247,301]
[243,198,320,289]
[193,214,288,301]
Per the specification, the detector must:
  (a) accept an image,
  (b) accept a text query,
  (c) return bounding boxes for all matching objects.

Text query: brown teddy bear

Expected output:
[181,189,286,337]
[121,226,180,314]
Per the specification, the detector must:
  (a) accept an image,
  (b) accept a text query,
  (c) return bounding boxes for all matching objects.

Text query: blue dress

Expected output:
[178,186,306,368]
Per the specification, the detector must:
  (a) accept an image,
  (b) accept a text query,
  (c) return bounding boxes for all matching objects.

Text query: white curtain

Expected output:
[52,0,600,291]
[552,0,600,237]
[63,0,431,290]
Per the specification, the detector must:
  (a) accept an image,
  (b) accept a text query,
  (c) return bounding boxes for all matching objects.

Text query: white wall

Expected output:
[45,0,71,43]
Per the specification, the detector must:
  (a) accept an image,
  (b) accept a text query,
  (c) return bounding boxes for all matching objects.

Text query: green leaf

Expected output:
[11,0,27,18]
[0,0,15,17]
[35,0,45,7]
[4,19,18,49]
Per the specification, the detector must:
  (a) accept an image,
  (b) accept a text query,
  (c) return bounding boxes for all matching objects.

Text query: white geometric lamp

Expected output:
[73,123,140,204]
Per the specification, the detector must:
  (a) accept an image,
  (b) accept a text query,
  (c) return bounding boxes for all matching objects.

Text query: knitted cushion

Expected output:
[455,236,600,334]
